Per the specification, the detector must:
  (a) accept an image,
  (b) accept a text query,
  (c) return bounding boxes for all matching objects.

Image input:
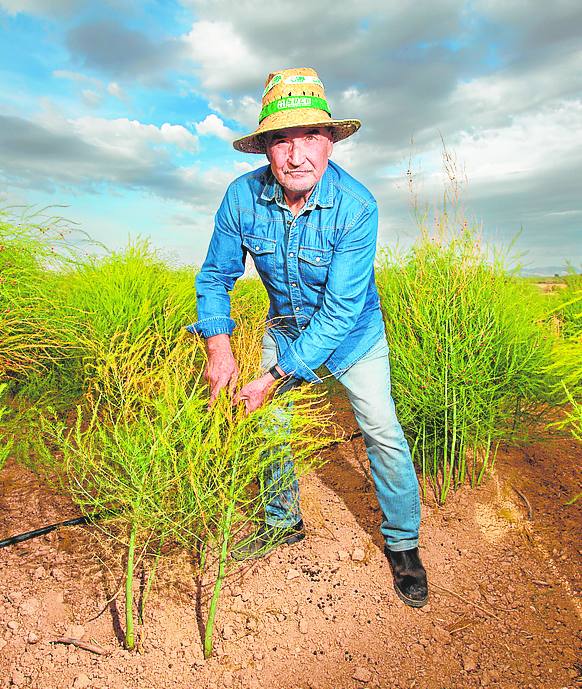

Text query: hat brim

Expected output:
[232,111,361,154]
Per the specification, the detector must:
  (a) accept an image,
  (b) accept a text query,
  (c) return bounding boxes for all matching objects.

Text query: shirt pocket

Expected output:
[242,234,276,276]
[298,245,333,288]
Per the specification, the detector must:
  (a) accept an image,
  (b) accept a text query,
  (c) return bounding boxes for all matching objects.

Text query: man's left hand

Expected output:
[233,373,277,414]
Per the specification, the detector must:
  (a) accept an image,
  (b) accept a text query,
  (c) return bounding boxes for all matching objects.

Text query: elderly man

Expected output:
[188,68,428,607]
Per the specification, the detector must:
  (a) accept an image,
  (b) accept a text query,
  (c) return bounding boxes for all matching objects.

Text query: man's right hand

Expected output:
[204,334,239,405]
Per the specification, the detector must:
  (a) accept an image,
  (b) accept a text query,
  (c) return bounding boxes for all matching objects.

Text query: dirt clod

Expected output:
[221,624,235,640]
[462,653,478,672]
[352,667,373,683]
[72,673,92,689]
[50,568,66,582]
[66,625,86,640]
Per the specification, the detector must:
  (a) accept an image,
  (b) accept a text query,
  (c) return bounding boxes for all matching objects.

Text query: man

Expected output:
[188,67,428,607]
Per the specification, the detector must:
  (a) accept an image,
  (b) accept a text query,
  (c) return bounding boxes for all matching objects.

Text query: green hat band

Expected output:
[259,96,331,123]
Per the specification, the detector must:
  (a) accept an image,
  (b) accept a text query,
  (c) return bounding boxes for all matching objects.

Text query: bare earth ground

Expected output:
[1,402,581,689]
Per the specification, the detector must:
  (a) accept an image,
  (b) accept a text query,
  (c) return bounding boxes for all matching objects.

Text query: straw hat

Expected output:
[232,67,361,154]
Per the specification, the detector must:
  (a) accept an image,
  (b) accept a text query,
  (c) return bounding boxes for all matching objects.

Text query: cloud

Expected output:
[183,20,263,92]
[66,20,185,84]
[0,112,217,208]
[181,1,465,93]
[194,114,234,141]
[107,82,126,101]
[0,0,84,15]
[81,89,102,108]
[53,70,101,86]
[53,70,128,105]
[60,115,199,155]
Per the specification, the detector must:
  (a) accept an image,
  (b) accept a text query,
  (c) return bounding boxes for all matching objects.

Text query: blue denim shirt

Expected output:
[187,159,385,383]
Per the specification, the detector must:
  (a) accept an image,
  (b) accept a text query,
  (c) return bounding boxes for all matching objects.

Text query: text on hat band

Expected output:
[258,96,331,123]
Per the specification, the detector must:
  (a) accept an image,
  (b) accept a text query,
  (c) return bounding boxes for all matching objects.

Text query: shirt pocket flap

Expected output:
[242,235,276,255]
[298,246,332,266]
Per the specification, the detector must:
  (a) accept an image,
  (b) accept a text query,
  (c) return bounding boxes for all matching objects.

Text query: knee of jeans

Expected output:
[359,412,407,446]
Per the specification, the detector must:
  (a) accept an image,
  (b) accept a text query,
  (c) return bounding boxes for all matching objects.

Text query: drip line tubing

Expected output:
[0,514,100,549]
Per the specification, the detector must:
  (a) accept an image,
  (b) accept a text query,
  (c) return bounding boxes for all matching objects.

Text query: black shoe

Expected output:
[231,520,305,561]
[385,546,429,608]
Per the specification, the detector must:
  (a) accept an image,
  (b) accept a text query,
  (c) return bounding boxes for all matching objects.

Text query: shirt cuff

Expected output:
[185,316,236,338]
[277,345,323,384]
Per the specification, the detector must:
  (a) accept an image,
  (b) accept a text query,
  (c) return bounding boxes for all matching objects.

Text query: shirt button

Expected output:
[315,257,321,262]
[289,252,294,257]
[291,282,297,287]
[301,325,306,330]
[255,245,260,250]
[295,306,300,311]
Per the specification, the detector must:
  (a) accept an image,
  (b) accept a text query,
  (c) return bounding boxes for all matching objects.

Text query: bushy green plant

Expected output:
[376,224,554,502]
[0,212,79,383]
[545,268,582,439]
[32,320,335,655]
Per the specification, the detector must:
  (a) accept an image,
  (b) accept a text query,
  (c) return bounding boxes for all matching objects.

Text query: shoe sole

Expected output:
[393,583,429,608]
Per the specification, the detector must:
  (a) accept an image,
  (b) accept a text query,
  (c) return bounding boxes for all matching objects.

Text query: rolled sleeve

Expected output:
[185,316,236,338]
[276,201,378,381]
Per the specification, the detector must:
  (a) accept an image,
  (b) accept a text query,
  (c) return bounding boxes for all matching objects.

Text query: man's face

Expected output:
[265,126,333,195]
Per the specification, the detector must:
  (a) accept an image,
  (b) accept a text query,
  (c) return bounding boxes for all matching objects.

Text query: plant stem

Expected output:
[125,523,137,650]
[203,501,234,659]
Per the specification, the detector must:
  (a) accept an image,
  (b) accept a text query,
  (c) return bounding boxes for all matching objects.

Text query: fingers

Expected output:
[228,368,239,396]
[207,368,239,407]
[208,377,228,406]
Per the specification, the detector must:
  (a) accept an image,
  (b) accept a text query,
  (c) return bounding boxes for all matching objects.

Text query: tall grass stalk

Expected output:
[0,383,12,471]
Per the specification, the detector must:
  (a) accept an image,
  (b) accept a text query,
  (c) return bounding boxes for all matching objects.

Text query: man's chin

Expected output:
[282,177,316,194]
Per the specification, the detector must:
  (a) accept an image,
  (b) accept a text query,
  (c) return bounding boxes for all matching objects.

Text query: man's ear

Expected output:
[327,138,334,157]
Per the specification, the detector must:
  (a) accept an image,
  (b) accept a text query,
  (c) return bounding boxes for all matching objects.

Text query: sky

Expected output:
[0,0,580,275]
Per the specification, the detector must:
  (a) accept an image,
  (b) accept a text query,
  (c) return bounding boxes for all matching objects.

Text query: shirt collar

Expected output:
[259,164,335,209]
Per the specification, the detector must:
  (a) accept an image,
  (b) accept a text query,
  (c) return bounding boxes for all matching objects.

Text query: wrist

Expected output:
[268,364,287,381]
[206,333,232,353]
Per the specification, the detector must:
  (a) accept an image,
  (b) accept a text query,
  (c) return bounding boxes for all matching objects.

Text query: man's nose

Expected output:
[288,141,306,166]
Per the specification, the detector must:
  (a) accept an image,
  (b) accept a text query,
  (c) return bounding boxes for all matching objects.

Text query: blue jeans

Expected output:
[261,331,421,552]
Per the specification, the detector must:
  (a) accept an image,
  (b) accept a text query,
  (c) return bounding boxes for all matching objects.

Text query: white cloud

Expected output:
[183,20,263,91]
[209,95,260,130]
[107,82,126,100]
[449,49,582,128]
[53,70,101,86]
[63,116,199,156]
[194,114,234,141]
[459,102,582,183]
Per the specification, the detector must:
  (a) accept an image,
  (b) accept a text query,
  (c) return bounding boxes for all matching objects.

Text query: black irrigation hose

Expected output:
[0,514,100,549]
[0,430,365,550]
